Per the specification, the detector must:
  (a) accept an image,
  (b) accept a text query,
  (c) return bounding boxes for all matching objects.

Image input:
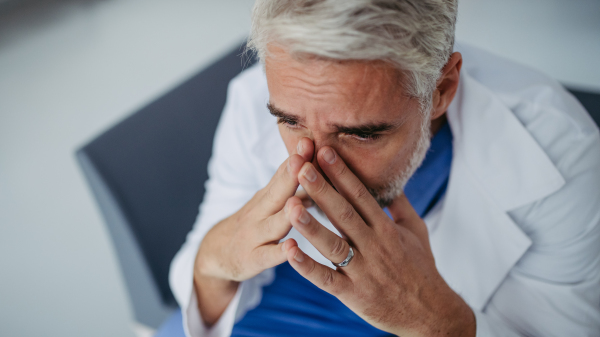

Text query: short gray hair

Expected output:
[247,0,458,114]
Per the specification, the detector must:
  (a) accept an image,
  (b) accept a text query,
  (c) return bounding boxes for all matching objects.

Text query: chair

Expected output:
[571,89,600,126]
[76,43,599,330]
[76,42,257,329]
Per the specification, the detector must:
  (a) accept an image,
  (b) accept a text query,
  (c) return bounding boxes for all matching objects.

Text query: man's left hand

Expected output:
[282,145,476,337]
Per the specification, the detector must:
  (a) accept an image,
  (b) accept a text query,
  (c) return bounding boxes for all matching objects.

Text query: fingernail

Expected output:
[297,141,303,155]
[303,166,317,182]
[298,208,310,224]
[294,250,304,263]
[322,148,336,164]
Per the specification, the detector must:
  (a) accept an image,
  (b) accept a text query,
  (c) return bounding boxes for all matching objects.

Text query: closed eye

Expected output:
[277,117,300,128]
[268,102,396,144]
[344,132,382,142]
[279,118,382,142]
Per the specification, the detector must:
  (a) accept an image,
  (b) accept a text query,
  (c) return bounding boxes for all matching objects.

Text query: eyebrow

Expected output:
[267,103,302,125]
[267,103,399,135]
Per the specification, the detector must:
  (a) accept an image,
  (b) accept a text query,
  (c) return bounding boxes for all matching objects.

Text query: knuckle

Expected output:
[328,281,343,296]
[338,203,356,224]
[314,179,329,196]
[350,183,369,201]
[333,162,348,178]
[277,160,289,176]
[264,186,277,205]
[263,216,274,234]
[330,239,348,260]
[305,258,318,276]
[380,222,397,237]
[305,221,320,237]
[320,270,336,290]
[252,248,270,270]
[230,259,242,280]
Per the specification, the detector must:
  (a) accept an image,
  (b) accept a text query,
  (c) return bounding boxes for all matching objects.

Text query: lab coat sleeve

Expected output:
[471,309,521,337]
[475,130,600,337]
[168,71,266,337]
[182,285,243,337]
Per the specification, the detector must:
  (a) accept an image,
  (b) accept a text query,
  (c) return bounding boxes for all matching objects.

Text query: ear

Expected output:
[431,52,462,120]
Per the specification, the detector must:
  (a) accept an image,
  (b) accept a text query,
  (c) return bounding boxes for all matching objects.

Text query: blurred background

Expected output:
[0,0,598,336]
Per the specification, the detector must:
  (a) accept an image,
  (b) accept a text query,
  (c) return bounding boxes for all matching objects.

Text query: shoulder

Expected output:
[458,42,598,140]
[217,62,287,184]
[229,62,268,101]
[458,42,600,187]
[460,43,600,281]
[226,64,277,143]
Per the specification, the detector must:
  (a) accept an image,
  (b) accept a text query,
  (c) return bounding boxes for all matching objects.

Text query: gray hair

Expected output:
[246,0,458,114]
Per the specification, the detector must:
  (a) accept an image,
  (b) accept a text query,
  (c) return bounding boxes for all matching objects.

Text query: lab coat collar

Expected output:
[431,71,565,310]
[252,121,289,184]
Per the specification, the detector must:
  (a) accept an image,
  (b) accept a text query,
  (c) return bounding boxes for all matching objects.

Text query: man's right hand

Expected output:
[193,138,315,326]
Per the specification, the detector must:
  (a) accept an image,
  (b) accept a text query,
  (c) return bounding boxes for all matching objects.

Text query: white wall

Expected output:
[0,1,598,337]
[0,1,254,336]
[456,0,600,92]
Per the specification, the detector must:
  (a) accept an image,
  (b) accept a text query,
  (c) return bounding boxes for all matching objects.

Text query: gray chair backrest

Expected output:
[77,45,599,329]
[569,89,600,126]
[77,43,256,328]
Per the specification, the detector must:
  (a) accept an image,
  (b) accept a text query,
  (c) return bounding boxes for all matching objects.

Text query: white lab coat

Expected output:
[169,43,600,337]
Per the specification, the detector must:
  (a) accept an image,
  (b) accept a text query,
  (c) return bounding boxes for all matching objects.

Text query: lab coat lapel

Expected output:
[432,72,565,311]
[251,117,289,185]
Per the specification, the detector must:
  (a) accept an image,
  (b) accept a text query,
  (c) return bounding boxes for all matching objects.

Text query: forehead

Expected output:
[264,46,414,127]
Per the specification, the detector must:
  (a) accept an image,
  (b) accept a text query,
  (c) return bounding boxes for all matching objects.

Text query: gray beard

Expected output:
[367,113,432,208]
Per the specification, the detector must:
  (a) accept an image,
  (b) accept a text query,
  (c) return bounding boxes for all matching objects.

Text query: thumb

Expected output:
[253,239,298,273]
[388,193,432,252]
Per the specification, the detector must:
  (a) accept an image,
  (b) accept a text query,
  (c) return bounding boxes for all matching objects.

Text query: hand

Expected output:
[193,138,314,325]
[281,143,476,337]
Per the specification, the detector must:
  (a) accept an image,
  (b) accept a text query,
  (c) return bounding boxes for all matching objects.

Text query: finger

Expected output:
[296,137,315,162]
[258,138,315,216]
[260,197,295,241]
[253,238,298,272]
[287,245,352,298]
[294,188,314,208]
[259,151,306,216]
[388,194,431,251]
[288,201,354,266]
[298,162,371,241]
[317,147,388,227]
[281,237,298,251]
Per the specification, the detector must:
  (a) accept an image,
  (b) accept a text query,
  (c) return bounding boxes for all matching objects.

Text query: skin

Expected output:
[267,52,422,194]
[194,45,474,336]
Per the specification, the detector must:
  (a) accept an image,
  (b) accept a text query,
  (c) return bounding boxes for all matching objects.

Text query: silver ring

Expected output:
[333,247,354,268]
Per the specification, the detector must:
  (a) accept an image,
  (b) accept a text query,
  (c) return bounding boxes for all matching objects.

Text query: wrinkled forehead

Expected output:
[264,46,417,128]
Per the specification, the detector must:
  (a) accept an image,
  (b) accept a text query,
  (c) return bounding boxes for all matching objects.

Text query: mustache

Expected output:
[312,161,393,209]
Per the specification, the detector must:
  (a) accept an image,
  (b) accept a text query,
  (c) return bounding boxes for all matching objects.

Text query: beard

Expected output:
[367,112,432,208]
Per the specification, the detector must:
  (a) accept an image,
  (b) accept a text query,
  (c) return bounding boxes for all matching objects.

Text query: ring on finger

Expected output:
[332,246,354,268]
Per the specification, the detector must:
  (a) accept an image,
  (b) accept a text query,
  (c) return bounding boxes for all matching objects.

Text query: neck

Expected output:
[430,114,447,136]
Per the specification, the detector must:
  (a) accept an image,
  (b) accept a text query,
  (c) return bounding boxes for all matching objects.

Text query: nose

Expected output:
[307,134,331,176]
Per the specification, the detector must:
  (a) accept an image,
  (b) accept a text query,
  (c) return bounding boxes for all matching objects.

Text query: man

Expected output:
[170,0,600,336]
